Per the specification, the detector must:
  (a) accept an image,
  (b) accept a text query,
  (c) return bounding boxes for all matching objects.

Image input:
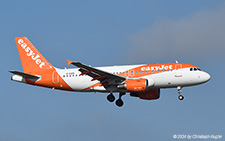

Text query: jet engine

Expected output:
[118,79,148,92]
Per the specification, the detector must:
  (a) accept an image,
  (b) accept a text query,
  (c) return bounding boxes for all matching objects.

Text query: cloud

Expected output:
[127,3,225,63]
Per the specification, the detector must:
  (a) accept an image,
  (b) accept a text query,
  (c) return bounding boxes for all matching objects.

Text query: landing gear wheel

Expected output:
[115,99,124,107]
[107,93,115,102]
[178,95,184,100]
[177,86,184,101]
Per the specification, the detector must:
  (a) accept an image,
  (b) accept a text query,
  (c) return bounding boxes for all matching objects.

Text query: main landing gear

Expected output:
[106,92,126,107]
[116,92,126,107]
[107,93,115,102]
[177,86,184,100]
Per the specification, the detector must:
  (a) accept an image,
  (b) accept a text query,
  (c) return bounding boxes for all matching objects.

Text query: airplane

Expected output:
[9,37,211,107]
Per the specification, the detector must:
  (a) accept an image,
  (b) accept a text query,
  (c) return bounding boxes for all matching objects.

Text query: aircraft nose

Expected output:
[202,72,211,82]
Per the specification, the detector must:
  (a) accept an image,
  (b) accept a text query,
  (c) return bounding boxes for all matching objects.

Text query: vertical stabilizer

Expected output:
[14,37,54,74]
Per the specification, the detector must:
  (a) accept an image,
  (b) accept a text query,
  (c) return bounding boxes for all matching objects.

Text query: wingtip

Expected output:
[66,59,73,66]
[9,70,13,73]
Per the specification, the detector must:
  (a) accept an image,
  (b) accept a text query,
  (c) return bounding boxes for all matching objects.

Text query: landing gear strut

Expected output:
[115,92,126,107]
[107,93,115,102]
[177,86,184,100]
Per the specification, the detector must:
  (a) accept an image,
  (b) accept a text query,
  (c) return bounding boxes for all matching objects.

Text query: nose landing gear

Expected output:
[178,95,184,100]
[177,86,184,100]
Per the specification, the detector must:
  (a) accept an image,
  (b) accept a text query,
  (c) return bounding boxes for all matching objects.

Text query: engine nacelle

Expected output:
[130,88,160,100]
[118,79,148,92]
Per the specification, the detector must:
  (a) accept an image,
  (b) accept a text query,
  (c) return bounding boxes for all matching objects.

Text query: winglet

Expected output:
[66,59,73,66]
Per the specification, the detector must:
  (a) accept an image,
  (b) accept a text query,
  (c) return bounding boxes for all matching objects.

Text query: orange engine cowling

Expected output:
[130,89,160,100]
[124,79,148,92]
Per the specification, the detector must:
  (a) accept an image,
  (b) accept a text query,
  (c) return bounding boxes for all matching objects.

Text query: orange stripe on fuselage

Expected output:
[82,63,197,91]
[25,68,73,91]
[118,63,197,78]
[82,82,102,91]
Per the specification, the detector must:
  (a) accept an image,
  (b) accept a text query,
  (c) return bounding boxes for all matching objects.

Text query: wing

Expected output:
[66,60,126,88]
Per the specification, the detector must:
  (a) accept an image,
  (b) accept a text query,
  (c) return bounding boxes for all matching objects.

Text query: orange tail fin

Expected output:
[15,37,54,74]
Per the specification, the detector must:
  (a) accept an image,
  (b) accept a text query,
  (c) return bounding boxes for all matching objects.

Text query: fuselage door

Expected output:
[175,64,182,77]
[129,70,135,77]
[52,71,60,84]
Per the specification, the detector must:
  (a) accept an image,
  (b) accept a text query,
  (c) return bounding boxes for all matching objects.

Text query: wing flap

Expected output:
[66,60,126,84]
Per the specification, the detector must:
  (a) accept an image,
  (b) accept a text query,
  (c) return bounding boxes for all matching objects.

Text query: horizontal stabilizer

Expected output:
[9,71,40,79]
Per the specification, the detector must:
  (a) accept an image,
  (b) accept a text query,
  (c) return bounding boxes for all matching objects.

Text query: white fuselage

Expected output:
[55,64,210,92]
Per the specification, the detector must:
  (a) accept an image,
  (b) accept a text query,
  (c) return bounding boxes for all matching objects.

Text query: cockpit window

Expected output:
[190,67,201,71]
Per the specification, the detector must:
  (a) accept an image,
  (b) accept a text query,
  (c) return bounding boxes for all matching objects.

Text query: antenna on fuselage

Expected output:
[175,60,179,63]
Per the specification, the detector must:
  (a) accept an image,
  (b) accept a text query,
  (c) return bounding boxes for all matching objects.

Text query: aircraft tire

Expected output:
[178,95,184,100]
[115,99,124,107]
[107,93,115,102]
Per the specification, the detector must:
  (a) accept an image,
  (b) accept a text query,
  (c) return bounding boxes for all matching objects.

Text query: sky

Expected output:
[1,0,225,140]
